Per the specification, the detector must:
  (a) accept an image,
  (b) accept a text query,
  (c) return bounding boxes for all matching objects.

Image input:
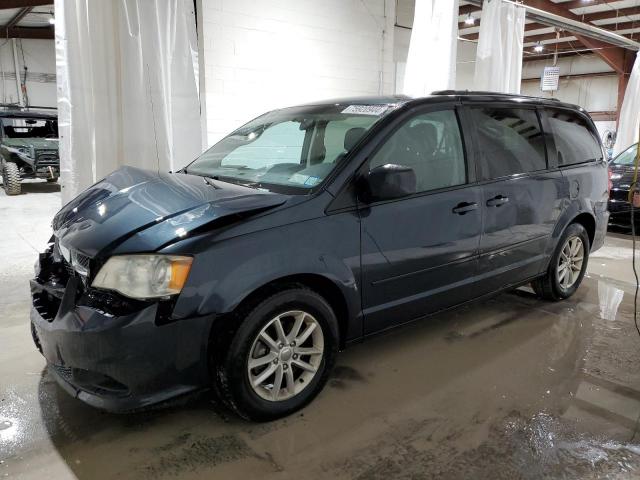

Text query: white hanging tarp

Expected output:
[55,0,202,204]
[402,0,459,97]
[473,0,525,94]
[614,51,640,156]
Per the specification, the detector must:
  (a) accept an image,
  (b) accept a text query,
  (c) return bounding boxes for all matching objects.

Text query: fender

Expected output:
[166,213,363,341]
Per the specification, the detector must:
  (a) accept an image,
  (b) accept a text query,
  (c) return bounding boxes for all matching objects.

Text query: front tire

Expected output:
[532,223,590,301]
[215,287,338,421]
[2,162,21,195]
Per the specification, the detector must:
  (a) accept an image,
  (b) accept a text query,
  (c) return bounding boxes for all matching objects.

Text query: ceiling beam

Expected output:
[522,0,631,73]
[5,7,32,29]
[0,0,51,9]
[524,31,577,44]
[559,0,610,10]
[461,27,640,43]
[597,19,640,33]
[524,39,598,50]
[582,6,640,23]
[0,26,53,39]
[522,49,617,62]
[458,20,550,33]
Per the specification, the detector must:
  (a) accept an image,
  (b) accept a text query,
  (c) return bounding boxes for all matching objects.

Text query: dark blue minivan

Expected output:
[30,92,609,420]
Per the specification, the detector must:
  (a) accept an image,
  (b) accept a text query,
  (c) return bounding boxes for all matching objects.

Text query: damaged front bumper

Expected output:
[30,247,214,412]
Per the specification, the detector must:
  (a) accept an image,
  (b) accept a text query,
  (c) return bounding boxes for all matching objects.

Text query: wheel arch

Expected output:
[551,204,597,252]
[234,273,350,348]
[570,212,596,249]
[207,273,354,374]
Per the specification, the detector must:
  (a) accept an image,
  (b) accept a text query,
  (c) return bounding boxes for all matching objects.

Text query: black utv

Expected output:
[0,110,59,195]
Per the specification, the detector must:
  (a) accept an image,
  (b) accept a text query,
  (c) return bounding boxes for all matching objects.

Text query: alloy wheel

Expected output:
[247,310,324,402]
[557,236,584,289]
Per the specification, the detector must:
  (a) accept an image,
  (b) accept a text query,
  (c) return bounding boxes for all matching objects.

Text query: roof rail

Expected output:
[0,104,57,111]
[430,90,563,102]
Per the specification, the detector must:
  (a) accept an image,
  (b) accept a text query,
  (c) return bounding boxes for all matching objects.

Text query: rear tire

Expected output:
[2,162,21,195]
[215,286,338,421]
[532,223,590,301]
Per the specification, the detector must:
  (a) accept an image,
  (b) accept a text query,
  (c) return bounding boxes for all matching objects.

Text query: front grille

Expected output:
[52,364,74,383]
[51,364,129,397]
[33,288,62,322]
[36,150,59,166]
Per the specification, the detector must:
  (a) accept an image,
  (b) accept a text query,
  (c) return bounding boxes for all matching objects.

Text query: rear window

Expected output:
[545,108,602,166]
[471,107,547,180]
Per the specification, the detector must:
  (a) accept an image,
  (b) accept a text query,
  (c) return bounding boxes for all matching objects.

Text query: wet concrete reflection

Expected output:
[3,273,640,478]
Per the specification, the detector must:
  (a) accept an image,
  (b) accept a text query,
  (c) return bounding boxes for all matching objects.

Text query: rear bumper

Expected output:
[30,272,215,412]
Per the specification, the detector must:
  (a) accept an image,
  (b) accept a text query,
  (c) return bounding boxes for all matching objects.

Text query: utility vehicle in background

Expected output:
[0,109,59,195]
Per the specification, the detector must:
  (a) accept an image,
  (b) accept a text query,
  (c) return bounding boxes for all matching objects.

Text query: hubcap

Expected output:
[247,310,324,402]
[557,236,584,289]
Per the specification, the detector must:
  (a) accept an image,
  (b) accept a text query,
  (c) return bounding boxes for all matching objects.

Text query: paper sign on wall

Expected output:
[541,66,560,92]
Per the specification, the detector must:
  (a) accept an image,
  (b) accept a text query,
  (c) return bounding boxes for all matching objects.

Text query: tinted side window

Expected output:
[545,108,602,166]
[471,108,546,180]
[370,110,466,193]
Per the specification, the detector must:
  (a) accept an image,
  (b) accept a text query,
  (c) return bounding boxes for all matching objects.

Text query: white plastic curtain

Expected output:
[614,51,640,156]
[473,0,525,94]
[54,0,202,204]
[402,0,459,97]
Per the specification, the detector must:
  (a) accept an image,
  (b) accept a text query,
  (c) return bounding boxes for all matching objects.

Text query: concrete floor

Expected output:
[3,182,640,479]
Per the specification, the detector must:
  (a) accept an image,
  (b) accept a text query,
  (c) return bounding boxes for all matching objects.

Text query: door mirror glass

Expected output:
[360,164,417,202]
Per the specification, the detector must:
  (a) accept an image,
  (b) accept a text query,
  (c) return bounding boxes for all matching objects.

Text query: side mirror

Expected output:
[359,164,417,203]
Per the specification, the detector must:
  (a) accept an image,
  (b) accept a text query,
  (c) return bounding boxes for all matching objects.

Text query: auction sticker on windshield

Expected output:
[341,105,389,116]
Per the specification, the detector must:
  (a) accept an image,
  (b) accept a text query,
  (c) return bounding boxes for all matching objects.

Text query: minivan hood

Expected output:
[53,166,288,257]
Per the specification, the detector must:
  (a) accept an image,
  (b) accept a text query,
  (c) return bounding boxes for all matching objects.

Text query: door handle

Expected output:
[486,195,509,207]
[452,202,478,215]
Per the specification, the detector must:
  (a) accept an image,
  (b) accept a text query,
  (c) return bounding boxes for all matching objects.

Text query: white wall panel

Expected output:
[0,39,56,108]
[200,0,395,145]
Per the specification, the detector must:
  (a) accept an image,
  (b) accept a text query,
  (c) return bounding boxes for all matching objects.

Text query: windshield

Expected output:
[612,143,638,166]
[2,117,58,139]
[186,103,394,193]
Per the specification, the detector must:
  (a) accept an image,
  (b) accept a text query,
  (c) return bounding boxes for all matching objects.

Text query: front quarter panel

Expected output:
[164,211,363,342]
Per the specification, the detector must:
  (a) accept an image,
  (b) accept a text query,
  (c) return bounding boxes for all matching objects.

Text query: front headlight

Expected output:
[92,254,193,300]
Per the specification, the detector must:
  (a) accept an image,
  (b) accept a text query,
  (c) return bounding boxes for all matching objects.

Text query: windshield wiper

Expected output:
[202,174,262,190]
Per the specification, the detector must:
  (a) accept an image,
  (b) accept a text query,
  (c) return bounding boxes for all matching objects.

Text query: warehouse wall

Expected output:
[199,0,395,145]
[521,54,617,113]
[0,39,56,109]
